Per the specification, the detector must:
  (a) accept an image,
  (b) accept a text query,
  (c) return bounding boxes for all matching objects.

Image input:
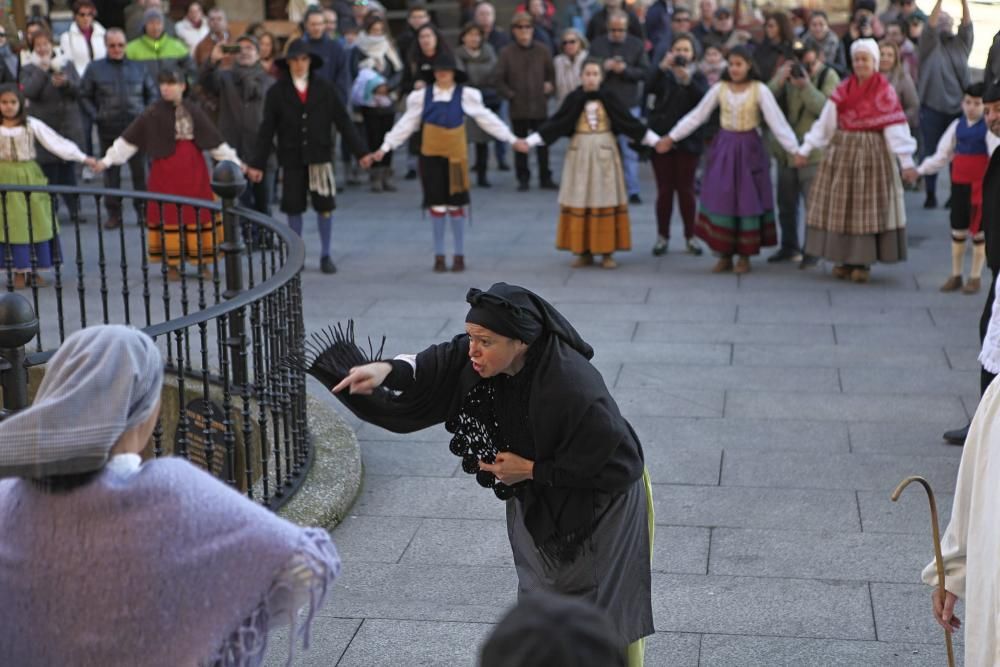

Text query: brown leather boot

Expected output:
[433,255,447,272]
[831,265,852,280]
[962,277,981,294]
[711,256,733,273]
[451,255,465,272]
[733,256,751,274]
[940,275,963,292]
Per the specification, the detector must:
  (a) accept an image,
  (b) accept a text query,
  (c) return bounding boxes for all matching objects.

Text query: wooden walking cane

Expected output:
[891,476,956,667]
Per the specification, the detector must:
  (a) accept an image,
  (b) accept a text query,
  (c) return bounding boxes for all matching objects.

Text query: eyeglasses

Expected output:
[0,33,7,38]
[106,42,126,48]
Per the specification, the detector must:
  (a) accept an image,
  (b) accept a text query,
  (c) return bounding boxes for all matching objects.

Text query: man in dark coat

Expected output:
[495,12,556,191]
[248,40,370,275]
[200,34,274,216]
[80,27,158,229]
[943,82,1000,445]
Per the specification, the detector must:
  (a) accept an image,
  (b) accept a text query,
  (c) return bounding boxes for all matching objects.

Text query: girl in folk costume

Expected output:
[0,84,99,289]
[520,60,662,269]
[661,46,801,274]
[795,39,918,284]
[371,53,527,273]
[914,83,997,294]
[97,69,245,275]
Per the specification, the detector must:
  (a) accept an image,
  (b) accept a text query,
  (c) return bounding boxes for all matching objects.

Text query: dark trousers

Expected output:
[39,162,80,219]
[361,108,395,167]
[981,269,998,395]
[651,149,699,240]
[512,118,551,186]
[474,142,489,180]
[775,162,817,251]
[99,133,146,220]
[920,106,960,199]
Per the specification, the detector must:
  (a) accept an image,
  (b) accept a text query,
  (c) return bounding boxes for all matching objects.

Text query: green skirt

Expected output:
[0,160,57,244]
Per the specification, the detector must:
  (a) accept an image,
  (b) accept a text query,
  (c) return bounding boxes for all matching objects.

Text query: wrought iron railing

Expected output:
[0,162,310,510]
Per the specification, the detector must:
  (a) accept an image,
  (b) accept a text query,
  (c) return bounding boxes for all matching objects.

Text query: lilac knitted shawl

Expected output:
[0,456,340,666]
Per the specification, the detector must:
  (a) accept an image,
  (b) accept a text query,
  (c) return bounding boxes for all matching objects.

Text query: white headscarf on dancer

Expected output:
[850,38,880,70]
[0,325,162,480]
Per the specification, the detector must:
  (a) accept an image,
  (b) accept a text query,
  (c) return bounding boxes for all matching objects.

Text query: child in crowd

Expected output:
[699,44,726,85]
[661,46,800,274]
[352,69,397,192]
[0,83,99,288]
[914,83,997,294]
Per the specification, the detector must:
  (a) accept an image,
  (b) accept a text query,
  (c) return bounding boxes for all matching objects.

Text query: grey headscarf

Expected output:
[0,325,163,480]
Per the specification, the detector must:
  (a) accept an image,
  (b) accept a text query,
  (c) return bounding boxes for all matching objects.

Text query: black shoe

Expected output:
[943,423,969,446]
[944,196,952,209]
[498,161,511,171]
[923,194,938,209]
[405,169,417,180]
[517,182,529,192]
[477,175,492,188]
[320,256,337,274]
[767,247,803,263]
[652,239,667,256]
[540,180,559,190]
[798,254,819,269]
[629,194,642,205]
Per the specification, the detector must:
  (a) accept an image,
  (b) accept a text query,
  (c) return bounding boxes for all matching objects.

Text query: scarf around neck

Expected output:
[831,72,907,131]
[356,33,402,71]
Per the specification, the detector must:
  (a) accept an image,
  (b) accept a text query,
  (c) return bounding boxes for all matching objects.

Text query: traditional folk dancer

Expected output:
[923,377,1000,664]
[941,84,1000,447]
[369,53,528,273]
[248,40,371,275]
[794,39,918,284]
[0,325,341,666]
[97,69,245,277]
[308,284,654,666]
[660,46,800,274]
[0,84,100,289]
[913,82,997,294]
[517,60,662,269]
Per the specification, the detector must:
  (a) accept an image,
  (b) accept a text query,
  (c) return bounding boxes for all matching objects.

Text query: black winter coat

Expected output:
[79,57,158,137]
[21,64,84,164]
[646,67,709,154]
[250,73,367,170]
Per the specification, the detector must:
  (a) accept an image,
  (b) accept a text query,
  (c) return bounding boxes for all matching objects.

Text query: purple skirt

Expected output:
[0,237,61,271]
[700,129,774,217]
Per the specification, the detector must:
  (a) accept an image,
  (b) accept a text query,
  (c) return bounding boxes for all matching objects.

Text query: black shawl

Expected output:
[985,148,1000,272]
[297,285,644,562]
[535,87,649,147]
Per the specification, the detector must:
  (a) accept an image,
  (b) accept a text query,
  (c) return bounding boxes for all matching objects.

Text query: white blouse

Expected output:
[798,101,917,169]
[667,81,800,155]
[100,138,241,169]
[917,118,1000,176]
[379,85,516,153]
[0,118,88,163]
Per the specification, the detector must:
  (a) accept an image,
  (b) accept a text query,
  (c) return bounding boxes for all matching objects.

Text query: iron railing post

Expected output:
[0,293,39,415]
[211,161,249,387]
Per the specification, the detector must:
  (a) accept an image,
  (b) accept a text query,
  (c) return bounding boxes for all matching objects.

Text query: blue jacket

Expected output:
[644,0,674,54]
[300,35,352,103]
[79,57,158,136]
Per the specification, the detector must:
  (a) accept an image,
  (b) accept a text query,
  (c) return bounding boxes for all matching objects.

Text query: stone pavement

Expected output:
[263,154,974,666]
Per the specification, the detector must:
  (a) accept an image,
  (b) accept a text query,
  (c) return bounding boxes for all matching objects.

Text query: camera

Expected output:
[673,55,688,67]
[789,41,807,79]
[221,44,241,54]
[857,14,871,31]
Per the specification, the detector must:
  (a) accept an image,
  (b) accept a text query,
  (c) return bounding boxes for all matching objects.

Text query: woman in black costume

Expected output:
[316,283,654,665]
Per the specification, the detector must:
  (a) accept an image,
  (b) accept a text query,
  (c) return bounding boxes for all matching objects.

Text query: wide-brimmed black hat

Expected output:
[421,52,468,84]
[277,39,323,70]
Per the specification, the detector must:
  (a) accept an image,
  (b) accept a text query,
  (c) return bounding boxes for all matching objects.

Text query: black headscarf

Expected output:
[465,282,593,357]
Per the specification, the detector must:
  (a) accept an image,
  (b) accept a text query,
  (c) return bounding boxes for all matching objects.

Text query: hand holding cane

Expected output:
[891,475,956,667]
